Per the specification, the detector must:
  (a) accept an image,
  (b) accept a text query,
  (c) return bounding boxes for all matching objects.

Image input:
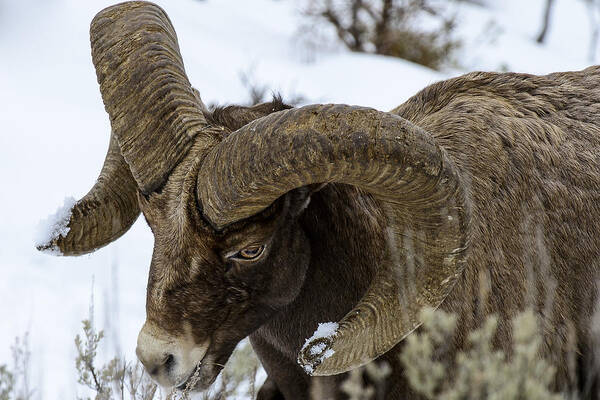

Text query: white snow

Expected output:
[300,322,339,373]
[303,322,339,347]
[309,342,326,355]
[34,196,76,255]
[0,0,596,398]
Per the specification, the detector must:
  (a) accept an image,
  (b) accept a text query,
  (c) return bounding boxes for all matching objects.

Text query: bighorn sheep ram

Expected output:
[37,1,600,399]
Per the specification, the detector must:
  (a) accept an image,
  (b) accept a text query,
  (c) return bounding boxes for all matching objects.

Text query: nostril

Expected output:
[163,353,175,371]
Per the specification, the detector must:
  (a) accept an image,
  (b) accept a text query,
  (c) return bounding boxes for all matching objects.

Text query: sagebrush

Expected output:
[399,307,564,400]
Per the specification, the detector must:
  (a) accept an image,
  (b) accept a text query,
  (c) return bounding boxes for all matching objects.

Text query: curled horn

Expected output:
[197,104,470,374]
[90,1,219,194]
[36,132,140,256]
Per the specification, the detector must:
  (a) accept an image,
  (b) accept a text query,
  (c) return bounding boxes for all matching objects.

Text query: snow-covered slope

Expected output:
[0,0,595,398]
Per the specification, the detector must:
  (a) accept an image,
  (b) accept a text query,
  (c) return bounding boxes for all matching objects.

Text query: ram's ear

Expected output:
[287,184,327,218]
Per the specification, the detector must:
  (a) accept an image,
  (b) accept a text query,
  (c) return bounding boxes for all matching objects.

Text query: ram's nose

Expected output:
[136,323,180,386]
[136,321,211,388]
[136,344,175,377]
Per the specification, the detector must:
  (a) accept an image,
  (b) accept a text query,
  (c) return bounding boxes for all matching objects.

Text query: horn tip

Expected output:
[35,241,63,256]
[297,322,339,376]
[34,196,77,257]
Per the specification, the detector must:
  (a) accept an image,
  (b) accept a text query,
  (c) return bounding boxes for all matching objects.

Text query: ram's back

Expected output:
[392,66,600,389]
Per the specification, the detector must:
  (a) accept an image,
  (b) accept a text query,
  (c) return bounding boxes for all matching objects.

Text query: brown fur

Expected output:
[139,68,600,399]
[205,96,292,133]
[392,66,600,398]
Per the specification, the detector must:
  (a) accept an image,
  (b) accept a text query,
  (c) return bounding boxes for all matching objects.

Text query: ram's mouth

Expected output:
[175,364,201,391]
[173,354,221,392]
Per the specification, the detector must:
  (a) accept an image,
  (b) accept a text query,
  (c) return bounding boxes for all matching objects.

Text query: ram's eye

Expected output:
[231,244,266,261]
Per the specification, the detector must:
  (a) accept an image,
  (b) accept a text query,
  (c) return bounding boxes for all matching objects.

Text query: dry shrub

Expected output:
[0,333,34,400]
[373,22,459,70]
[399,307,564,400]
[0,365,14,400]
[75,318,159,400]
[301,0,461,70]
[340,362,391,400]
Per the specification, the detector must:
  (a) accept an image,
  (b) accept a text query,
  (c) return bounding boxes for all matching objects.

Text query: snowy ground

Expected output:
[0,0,596,398]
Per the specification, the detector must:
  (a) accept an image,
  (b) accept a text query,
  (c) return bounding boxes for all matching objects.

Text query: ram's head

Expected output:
[37,1,469,391]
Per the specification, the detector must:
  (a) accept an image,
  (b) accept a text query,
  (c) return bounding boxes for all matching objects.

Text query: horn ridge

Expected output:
[90,1,218,195]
